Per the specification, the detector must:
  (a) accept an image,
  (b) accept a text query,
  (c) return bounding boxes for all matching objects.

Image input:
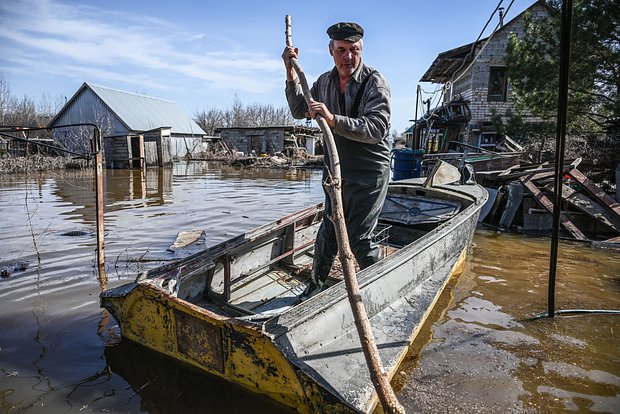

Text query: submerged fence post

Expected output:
[94,127,106,270]
[548,0,573,318]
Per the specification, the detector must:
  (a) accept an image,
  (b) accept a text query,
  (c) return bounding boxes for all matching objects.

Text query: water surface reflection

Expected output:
[394,231,620,414]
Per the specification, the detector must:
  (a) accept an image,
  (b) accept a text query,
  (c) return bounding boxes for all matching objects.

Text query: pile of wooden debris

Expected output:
[477,158,620,242]
[226,153,323,169]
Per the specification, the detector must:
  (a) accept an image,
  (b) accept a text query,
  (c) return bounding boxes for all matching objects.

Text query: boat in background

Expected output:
[101,172,487,413]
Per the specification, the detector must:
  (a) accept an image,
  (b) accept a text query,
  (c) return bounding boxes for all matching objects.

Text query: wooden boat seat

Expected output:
[225,241,401,317]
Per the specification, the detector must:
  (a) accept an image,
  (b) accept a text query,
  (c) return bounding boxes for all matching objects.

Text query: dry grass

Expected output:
[0,155,90,174]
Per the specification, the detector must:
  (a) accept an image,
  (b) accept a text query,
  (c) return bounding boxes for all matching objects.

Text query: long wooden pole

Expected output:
[285,16,405,414]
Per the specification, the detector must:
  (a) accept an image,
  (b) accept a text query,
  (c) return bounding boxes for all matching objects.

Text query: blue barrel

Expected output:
[390,149,423,181]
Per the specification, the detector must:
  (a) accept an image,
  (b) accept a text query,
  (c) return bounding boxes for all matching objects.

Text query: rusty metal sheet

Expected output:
[174,308,224,373]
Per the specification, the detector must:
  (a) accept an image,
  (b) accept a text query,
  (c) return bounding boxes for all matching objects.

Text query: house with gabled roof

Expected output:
[49,83,206,167]
[415,0,551,152]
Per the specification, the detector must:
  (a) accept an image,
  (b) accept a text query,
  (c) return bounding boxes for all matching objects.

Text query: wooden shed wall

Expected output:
[52,88,128,153]
[144,129,173,166]
[104,136,132,169]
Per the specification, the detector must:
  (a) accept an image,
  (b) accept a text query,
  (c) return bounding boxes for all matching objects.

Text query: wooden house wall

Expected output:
[144,142,158,166]
[161,137,173,165]
[104,136,132,169]
[144,128,173,166]
[105,133,173,169]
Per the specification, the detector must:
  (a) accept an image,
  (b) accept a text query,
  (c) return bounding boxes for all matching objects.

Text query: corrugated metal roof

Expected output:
[420,41,478,83]
[420,0,551,84]
[83,83,205,135]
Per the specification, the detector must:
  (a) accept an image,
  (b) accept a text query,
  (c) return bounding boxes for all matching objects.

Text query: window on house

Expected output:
[488,67,508,102]
[479,133,497,148]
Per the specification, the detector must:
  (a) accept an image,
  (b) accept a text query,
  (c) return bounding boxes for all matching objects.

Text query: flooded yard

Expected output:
[1,162,618,413]
[395,231,620,413]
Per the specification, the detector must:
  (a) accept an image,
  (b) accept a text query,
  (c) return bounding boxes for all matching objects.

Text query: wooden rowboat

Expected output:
[101,178,487,413]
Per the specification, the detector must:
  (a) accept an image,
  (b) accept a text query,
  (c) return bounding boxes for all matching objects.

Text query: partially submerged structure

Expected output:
[49,83,206,167]
[217,125,320,157]
[478,159,620,242]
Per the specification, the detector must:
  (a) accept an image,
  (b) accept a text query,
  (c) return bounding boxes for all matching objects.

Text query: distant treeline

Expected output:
[0,75,64,128]
[194,96,298,135]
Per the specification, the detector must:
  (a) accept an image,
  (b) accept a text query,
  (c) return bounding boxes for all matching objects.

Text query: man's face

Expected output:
[330,39,362,78]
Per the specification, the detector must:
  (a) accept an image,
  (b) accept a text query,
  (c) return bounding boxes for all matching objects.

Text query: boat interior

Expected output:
[139,183,475,320]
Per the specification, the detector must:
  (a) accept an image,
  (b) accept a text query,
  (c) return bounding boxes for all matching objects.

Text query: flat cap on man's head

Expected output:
[326,22,364,42]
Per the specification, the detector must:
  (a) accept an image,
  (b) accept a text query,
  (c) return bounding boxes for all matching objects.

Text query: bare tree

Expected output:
[230,95,244,127]
[194,97,297,132]
[8,95,38,127]
[194,107,225,135]
[37,93,65,125]
[0,75,12,125]
[0,75,57,128]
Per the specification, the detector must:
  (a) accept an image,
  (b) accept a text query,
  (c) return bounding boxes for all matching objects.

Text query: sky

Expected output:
[0,0,536,133]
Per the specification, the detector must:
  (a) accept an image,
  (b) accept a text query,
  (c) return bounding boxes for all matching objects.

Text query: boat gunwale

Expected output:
[118,182,487,335]
[138,203,324,282]
[264,182,487,413]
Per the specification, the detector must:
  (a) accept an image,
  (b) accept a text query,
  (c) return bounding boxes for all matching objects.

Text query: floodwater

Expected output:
[0,162,618,414]
[394,231,620,414]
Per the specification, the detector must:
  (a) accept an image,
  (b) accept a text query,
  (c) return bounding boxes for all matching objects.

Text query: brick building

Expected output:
[416,0,551,152]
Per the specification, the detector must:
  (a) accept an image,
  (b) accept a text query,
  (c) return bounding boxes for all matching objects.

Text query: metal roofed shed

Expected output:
[49,83,206,167]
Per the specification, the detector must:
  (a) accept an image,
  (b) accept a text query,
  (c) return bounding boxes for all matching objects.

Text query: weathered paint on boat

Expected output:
[101,180,487,413]
[102,281,317,411]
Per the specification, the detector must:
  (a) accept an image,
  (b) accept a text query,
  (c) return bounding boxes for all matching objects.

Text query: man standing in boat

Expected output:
[282,22,392,300]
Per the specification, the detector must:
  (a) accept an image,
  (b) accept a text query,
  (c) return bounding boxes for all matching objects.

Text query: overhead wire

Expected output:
[419,85,443,95]
[449,0,506,88]
[417,0,515,123]
[451,0,517,87]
